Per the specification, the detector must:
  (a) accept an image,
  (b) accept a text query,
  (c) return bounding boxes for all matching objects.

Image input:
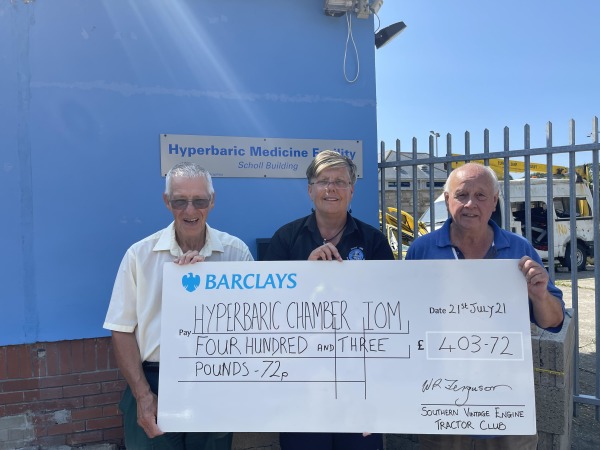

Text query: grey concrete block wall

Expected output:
[532,310,574,449]
[0,414,35,450]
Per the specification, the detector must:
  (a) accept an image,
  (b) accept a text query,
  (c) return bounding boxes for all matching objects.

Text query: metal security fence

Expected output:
[378,117,600,422]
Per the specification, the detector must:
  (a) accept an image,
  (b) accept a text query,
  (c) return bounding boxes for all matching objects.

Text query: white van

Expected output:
[419,178,594,271]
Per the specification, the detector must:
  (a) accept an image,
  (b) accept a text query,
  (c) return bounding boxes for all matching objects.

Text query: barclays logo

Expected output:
[180,272,297,292]
[182,272,201,292]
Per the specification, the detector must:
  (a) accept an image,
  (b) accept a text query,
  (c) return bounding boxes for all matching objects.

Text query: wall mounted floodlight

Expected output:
[375,21,407,49]
[323,0,354,17]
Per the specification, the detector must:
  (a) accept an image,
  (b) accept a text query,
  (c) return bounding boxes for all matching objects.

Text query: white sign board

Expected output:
[158,260,536,435]
[160,134,363,178]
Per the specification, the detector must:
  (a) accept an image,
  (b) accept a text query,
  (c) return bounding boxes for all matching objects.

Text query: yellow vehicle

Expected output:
[379,207,428,259]
[451,158,568,178]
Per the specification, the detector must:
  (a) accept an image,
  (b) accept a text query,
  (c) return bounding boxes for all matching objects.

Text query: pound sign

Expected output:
[418,340,424,350]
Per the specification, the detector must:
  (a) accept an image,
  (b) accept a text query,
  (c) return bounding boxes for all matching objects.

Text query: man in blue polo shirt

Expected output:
[407,163,564,449]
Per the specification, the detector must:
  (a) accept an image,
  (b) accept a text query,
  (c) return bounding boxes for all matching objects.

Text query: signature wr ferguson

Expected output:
[422,378,513,406]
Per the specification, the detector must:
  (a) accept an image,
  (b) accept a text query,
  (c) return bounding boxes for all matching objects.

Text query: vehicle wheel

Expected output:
[565,242,587,271]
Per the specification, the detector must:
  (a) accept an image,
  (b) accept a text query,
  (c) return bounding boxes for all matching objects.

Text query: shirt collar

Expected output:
[452,242,497,259]
[153,222,223,257]
[436,218,510,252]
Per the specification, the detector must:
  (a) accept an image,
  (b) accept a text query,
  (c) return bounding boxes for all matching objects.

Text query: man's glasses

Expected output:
[169,198,211,210]
[309,180,352,190]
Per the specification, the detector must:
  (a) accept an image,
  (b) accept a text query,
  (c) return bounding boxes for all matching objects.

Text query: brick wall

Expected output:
[0,337,125,449]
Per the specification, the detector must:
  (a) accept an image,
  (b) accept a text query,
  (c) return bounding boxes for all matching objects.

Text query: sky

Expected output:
[374,0,600,168]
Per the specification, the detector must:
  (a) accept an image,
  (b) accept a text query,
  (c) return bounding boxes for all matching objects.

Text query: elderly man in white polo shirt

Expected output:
[104,162,253,450]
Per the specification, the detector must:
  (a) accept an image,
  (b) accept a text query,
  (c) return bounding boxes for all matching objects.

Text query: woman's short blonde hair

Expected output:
[306,150,357,184]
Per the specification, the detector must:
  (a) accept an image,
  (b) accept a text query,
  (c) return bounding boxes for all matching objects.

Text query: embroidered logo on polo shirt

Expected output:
[182,272,201,292]
[348,247,365,260]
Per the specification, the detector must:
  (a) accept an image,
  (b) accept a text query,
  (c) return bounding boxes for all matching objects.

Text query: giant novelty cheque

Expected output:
[158,260,536,435]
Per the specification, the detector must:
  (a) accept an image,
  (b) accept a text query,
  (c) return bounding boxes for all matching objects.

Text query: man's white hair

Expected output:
[444,163,499,194]
[165,162,214,197]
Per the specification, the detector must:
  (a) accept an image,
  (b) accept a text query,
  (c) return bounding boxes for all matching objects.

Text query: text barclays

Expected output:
[203,273,297,290]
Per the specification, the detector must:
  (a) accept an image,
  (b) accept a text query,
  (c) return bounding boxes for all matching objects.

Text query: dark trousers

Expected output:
[279,432,383,450]
[119,365,232,450]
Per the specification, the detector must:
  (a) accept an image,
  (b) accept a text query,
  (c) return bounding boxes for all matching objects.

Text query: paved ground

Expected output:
[554,266,600,450]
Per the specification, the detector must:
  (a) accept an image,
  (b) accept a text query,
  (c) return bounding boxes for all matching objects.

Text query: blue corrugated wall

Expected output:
[0,0,380,345]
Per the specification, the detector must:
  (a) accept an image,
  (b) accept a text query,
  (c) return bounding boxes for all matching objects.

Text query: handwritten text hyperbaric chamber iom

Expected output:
[191,301,402,333]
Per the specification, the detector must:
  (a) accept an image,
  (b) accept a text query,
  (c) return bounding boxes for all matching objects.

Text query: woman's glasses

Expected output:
[309,180,352,190]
